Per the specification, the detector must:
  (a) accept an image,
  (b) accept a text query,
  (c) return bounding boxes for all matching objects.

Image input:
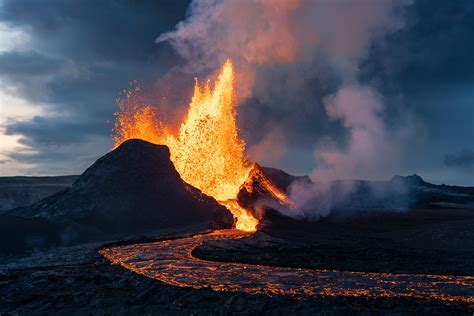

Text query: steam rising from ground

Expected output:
[314,86,393,182]
[289,85,411,218]
[156,0,414,218]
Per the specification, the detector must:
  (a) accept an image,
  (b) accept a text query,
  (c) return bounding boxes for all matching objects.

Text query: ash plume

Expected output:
[156,0,415,219]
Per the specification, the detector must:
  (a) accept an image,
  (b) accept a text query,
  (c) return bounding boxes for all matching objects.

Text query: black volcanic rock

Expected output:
[0,214,64,255]
[7,139,232,243]
[261,167,311,192]
[236,165,298,221]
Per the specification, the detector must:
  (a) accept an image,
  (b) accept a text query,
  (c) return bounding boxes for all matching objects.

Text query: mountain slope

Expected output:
[7,139,232,242]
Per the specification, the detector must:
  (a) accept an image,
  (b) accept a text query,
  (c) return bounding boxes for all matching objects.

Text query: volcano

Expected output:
[7,139,232,244]
[112,60,293,231]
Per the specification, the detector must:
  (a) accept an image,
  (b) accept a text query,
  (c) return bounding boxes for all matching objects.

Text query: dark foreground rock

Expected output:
[0,215,65,256]
[4,139,232,254]
[0,226,471,315]
[195,208,474,276]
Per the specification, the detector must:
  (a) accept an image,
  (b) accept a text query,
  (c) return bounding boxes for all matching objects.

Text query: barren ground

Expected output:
[1,208,473,315]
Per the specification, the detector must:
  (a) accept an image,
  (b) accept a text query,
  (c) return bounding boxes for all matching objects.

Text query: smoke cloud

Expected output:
[156,0,409,96]
[247,124,287,168]
[444,149,474,167]
[312,85,393,181]
[288,85,410,218]
[156,0,414,218]
[156,0,300,98]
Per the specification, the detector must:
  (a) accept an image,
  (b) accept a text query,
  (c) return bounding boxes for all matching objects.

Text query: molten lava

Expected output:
[113,60,289,232]
[113,80,163,146]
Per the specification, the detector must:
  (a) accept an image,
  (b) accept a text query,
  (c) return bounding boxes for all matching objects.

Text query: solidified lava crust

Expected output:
[98,229,474,304]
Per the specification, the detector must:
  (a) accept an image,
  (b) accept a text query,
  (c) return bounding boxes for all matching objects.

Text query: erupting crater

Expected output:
[112,60,291,232]
[102,60,474,307]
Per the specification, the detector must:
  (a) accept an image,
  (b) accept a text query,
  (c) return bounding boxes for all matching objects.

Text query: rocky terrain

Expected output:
[1,225,472,315]
[1,142,473,314]
[196,208,474,276]
[1,139,231,255]
[0,175,77,212]
[285,173,474,214]
[261,166,311,190]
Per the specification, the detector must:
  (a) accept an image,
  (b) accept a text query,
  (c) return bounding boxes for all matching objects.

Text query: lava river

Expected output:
[99,230,473,304]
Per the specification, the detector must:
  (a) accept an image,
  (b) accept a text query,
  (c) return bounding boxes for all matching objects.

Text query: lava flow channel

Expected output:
[99,230,474,304]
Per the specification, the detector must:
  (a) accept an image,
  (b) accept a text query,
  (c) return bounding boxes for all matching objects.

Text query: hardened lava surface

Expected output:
[99,229,474,304]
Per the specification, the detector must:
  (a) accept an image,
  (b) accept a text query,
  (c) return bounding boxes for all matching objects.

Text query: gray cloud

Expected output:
[444,149,474,167]
[0,0,190,170]
[4,115,106,147]
[0,0,189,62]
[358,0,474,185]
[0,51,63,76]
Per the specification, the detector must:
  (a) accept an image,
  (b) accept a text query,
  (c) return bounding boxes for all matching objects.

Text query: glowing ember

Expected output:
[113,80,163,146]
[113,60,268,231]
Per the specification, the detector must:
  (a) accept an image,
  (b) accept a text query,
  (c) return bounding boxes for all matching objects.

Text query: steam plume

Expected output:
[156,0,408,97]
[288,85,409,218]
[156,0,414,218]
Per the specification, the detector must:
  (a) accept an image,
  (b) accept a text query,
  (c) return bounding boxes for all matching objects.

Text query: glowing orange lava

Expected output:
[99,230,474,305]
[113,80,163,146]
[113,60,260,231]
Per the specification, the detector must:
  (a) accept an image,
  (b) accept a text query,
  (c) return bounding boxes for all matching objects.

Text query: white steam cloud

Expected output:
[288,85,411,218]
[313,85,393,181]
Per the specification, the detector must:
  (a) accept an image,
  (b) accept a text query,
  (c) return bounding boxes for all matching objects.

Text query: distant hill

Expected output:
[386,174,474,208]
[280,173,474,217]
[0,175,78,212]
[261,167,311,192]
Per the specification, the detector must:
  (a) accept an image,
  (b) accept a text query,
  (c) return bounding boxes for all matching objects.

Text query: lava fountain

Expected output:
[113,60,290,232]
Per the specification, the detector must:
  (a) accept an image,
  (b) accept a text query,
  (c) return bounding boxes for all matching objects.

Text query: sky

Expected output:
[0,0,473,185]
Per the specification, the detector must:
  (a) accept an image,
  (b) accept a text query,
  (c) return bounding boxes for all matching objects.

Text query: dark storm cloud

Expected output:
[0,50,70,102]
[0,51,63,76]
[360,0,474,107]
[8,150,77,163]
[361,0,474,88]
[4,115,106,146]
[358,0,474,184]
[0,0,189,62]
[1,0,190,168]
[444,149,474,167]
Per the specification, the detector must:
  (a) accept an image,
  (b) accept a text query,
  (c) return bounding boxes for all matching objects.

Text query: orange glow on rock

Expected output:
[113,60,260,231]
